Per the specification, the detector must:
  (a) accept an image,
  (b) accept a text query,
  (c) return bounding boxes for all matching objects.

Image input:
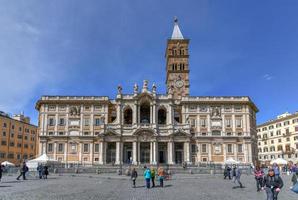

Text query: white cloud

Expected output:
[263,74,273,81]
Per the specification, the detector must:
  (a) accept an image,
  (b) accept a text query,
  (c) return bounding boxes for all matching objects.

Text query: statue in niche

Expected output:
[117,85,122,95]
[70,106,81,116]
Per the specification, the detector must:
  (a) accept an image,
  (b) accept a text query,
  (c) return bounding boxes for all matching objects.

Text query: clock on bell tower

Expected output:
[165,17,190,99]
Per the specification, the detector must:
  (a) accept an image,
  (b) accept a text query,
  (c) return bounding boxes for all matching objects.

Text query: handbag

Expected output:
[291,182,298,193]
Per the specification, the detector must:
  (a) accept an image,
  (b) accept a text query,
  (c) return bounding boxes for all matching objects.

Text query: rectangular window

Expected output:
[94,105,102,111]
[191,144,197,153]
[225,119,232,128]
[49,105,56,111]
[84,118,90,126]
[238,144,243,153]
[7,153,14,159]
[94,144,99,153]
[48,144,53,152]
[95,118,104,126]
[200,119,206,127]
[9,142,14,147]
[2,131,6,136]
[49,118,55,126]
[58,143,64,153]
[1,141,7,145]
[24,144,28,149]
[202,144,207,153]
[17,143,22,148]
[236,118,242,128]
[227,144,233,153]
[3,123,7,128]
[59,118,65,126]
[190,118,196,127]
[224,106,232,112]
[234,106,242,112]
[83,144,89,153]
[83,132,89,136]
[199,106,207,112]
[189,105,197,112]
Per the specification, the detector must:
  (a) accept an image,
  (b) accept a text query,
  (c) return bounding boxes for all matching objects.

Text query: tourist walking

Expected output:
[143,166,151,189]
[291,170,298,187]
[150,166,156,187]
[231,164,243,188]
[262,169,284,200]
[37,164,43,179]
[16,162,28,180]
[224,165,231,180]
[272,163,280,177]
[131,168,138,188]
[43,165,49,179]
[157,166,165,187]
[254,166,264,192]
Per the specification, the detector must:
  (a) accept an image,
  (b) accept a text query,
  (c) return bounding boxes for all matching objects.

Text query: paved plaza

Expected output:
[0,173,297,200]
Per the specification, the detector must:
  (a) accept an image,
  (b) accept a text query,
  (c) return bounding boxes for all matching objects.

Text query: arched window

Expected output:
[123,107,132,125]
[158,107,167,125]
[140,101,150,123]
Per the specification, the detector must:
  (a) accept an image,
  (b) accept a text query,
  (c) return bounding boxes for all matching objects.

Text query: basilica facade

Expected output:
[35,19,258,166]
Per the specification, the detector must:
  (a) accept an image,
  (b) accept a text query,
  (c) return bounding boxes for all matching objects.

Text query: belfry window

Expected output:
[124,107,133,125]
[174,108,182,123]
[158,107,167,125]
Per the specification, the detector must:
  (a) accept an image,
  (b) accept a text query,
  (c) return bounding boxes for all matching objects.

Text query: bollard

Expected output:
[210,169,214,175]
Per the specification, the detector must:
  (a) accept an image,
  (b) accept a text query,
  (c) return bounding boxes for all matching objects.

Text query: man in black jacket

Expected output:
[16,162,28,180]
[262,169,284,200]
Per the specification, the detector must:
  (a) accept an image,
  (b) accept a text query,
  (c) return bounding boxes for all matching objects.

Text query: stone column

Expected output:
[53,142,57,160]
[234,144,237,160]
[138,142,141,164]
[184,141,191,164]
[153,141,158,165]
[150,142,153,164]
[42,142,47,155]
[232,115,236,134]
[89,143,93,164]
[99,141,104,165]
[223,144,226,162]
[168,105,173,125]
[167,140,174,165]
[64,142,67,165]
[79,143,82,164]
[115,141,121,165]
[133,141,137,165]
[208,143,212,161]
[196,142,201,164]
[133,103,137,124]
[152,104,156,125]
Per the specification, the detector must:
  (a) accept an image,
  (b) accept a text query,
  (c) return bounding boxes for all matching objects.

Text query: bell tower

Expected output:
[166,18,190,99]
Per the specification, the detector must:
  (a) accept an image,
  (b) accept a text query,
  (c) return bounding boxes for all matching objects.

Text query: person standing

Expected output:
[232,164,243,188]
[131,168,138,188]
[291,170,298,188]
[0,165,4,182]
[272,163,280,177]
[150,167,156,188]
[224,165,232,180]
[157,166,165,187]
[143,166,151,189]
[43,165,49,179]
[37,164,43,179]
[17,162,28,180]
[254,166,264,192]
[262,169,284,200]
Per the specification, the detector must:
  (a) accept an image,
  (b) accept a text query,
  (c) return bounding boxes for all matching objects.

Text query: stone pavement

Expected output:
[0,173,297,200]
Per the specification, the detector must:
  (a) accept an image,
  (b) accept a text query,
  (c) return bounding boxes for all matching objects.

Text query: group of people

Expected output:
[254,164,284,200]
[37,164,49,179]
[224,164,244,188]
[224,163,287,199]
[130,166,166,189]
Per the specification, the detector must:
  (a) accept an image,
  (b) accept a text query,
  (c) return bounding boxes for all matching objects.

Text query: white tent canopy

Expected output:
[1,161,15,166]
[224,157,240,165]
[270,158,288,165]
[26,154,58,170]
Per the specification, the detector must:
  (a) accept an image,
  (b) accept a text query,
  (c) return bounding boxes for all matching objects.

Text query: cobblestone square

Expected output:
[0,173,297,200]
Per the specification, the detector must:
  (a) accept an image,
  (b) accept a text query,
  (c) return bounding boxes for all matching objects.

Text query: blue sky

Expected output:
[0,0,297,125]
